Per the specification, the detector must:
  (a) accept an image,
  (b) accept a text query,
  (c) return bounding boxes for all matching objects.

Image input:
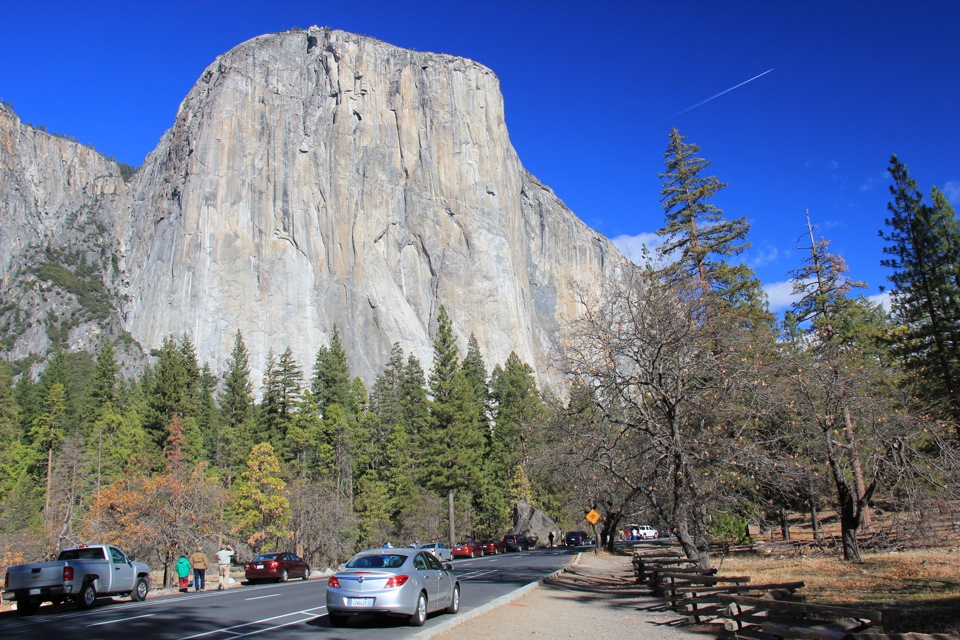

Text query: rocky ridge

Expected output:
[0,27,627,386]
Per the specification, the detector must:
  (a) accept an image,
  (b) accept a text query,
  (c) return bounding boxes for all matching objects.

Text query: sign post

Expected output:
[586,509,601,554]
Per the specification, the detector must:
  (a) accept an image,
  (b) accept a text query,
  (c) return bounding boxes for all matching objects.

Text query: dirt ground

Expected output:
[426,551,697,640]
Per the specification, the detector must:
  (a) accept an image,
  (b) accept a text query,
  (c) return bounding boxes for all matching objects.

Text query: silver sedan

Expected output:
[326,549,461,626]
[417,542,453,562]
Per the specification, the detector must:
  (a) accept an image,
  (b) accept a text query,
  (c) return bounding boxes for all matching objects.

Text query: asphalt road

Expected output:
[0,547,579,639]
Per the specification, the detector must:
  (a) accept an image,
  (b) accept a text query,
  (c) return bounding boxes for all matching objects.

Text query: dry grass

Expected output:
[716,547,960,633]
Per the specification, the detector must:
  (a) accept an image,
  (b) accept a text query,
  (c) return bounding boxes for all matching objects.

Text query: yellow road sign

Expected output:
[586,509,600,525]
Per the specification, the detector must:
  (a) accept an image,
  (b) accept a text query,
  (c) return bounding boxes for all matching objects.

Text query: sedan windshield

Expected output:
[346,554,409,569]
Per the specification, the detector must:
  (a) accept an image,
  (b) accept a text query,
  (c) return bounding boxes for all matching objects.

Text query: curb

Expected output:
[413,551,583,639]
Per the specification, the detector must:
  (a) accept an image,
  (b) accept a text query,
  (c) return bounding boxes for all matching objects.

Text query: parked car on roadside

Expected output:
[564,530,589,546]
[2,544,150,616]
[635,525,659,539]
[451,540,483,558]
[418,542,452,562]
[476,538,505,555]
[502,534,531,552]
[325,549,460,627]
[244,552,310,583]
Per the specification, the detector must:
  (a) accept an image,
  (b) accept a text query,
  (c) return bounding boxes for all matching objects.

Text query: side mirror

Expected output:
[445,563,453,571]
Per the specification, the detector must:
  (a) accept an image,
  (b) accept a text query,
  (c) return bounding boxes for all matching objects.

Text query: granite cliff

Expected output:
[0,27,625,386]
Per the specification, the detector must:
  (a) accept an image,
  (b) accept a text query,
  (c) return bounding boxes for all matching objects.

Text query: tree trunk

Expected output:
[809,498,821,541]
[779,507,790,541]
[675,519,710,568]
[842,405,871,530]
[839,495,862,562]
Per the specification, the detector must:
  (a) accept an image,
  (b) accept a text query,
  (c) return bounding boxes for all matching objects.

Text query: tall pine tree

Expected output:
[880,155,960,425]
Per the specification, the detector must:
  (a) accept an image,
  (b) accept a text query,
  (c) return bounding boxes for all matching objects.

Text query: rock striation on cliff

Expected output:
[1,27,626,386]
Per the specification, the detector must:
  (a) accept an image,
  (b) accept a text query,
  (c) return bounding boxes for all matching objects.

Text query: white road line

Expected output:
[87,613,155,627]
[220,612,323,638]
[457,569,497,580]
[175,607,327,640]
[244,593,280,601]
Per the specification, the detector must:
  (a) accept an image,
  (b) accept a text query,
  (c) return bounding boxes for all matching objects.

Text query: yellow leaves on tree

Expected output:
[234,442,290,553]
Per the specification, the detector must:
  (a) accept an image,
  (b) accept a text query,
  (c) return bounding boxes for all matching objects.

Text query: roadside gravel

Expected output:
[421,550,695,640]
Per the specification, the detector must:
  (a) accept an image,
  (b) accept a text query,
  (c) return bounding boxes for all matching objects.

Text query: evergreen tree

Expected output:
[657,128,751,299]
[92,340,120,410]
[284,390,330,479]
[425,307,485,526]
[880,155,960,424]
[0,362,31,522]
[195,364,219,464]
[370,343,405,427]
[147,335,201,451]
[311,326,353,416]
[260,347,304,448]
[219,330,255,479]
[401,354,431,444]
[429,306,460,405]
[461,334,490,411]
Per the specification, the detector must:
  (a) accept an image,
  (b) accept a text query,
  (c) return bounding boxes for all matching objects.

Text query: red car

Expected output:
[244,552,310,583]
[451,540,483,558]
[476,538,505,555]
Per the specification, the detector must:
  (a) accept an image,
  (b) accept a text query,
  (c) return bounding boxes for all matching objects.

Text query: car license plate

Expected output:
[29,588,41,595]
[255,564,263,569]
[349,597,373,607]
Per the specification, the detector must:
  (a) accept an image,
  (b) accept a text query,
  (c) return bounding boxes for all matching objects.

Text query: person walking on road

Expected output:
[189,546,210,592]
[216,543,234,590]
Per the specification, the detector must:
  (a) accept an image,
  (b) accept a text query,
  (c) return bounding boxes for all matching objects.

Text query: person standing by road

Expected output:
[548,531,555,548]
[189,546,209,592]
[176,554,192,592]
[215,543,234,590]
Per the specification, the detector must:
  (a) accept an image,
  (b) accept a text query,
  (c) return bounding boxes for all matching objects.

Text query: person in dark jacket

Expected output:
[176,555,192,592]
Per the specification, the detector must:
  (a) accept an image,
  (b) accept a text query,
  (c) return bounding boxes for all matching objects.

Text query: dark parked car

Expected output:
[476,538,505,555]
[564,530,588,546]
[502,534,531,551]
[451,540,483,558]
[244,552,310,583]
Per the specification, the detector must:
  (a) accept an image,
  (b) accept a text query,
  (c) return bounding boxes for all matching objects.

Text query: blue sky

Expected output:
[3,1,958,312]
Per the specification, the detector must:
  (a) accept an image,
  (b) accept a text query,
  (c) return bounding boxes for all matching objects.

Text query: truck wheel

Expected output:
[76,582,97,609]
[17,599,40,616]
[130,577,148,602]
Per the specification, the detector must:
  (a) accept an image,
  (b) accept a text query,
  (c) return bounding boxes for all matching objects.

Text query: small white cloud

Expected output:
[611,232,663,265]
[860,171,889,193]
[749,245,779,269]
[764,280,801,312]
[868,291,891,312]
[944,180,960,206]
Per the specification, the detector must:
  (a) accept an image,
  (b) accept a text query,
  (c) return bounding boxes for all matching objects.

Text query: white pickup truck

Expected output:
[3,544,151,616]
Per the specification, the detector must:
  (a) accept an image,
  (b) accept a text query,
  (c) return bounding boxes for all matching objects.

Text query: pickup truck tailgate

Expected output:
[6,562,70,591]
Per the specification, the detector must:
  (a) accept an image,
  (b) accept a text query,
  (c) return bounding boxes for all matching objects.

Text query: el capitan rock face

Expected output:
[1,27,625,386]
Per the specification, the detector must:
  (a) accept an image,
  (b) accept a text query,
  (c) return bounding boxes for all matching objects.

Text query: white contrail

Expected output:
[659,68,774,122]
